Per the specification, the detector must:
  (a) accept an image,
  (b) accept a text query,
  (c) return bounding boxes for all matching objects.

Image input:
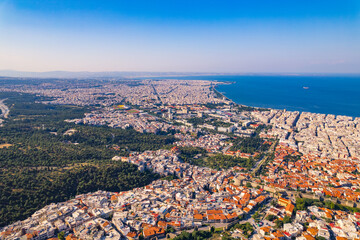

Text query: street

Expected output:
[0,99,9,119]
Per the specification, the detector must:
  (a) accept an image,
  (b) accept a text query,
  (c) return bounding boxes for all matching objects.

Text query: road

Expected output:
[149,81,163,105]
[0,99,9,119]
[221,143,233,153]
[251,140,277,176]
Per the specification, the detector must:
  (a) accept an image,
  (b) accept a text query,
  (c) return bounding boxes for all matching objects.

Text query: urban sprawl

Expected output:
[1,79,360,240]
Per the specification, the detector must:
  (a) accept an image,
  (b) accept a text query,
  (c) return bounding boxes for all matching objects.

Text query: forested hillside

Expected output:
[0,92,174,226]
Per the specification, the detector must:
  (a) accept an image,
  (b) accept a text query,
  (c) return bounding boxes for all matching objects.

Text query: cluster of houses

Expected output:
[262,143,360,203]
[1,149,270,240]
[175,134,229,153]
[252,110,360,160]
[258,202,360,240]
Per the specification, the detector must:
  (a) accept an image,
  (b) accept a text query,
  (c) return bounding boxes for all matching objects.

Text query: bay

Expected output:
[150,75,360,117]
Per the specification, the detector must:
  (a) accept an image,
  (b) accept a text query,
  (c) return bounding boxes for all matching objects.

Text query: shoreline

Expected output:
[212,80,359,119]
[212,81,270,110]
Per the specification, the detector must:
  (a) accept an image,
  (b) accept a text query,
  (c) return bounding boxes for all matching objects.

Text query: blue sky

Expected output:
[0,0,359,73]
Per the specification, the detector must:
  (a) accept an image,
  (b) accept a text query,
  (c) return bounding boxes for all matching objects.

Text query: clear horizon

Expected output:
[1,0,359,73]
[2,70,360,75]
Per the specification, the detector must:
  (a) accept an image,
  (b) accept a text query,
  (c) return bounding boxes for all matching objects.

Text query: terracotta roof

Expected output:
[303,233,316,240]
[307,227,318,237]
[285,203,295,214]
[143,226,165,238]
[260,226,271,233]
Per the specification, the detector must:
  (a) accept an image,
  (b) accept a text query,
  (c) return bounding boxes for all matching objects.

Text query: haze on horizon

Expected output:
[0,0,360,74]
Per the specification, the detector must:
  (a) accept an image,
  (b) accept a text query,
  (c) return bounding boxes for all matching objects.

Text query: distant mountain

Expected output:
[0,70,222,79]
[1,70,358,79]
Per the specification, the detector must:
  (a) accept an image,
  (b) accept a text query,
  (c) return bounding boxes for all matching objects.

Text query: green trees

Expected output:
[283,215,292,224]
[266,214,277,222]
[295,198,360,215]
[187,117,206,127]
[222,235,235,240]
[266,214,278,221]
[230,136,270,154]
[253,211,261,222]
[64,126,175,153]
[58,231,65,240]
[0,125,175,168]
[173,230,212,240]
[0,163,159,227]
[0,92,174,227]
[179,147,254,170]
[203,154,254,170]
[178,146,207,165]
[275,219,283,229]
[231,223,254,238]
[283,154,301,163]
[272,214,291,229]
[165,226,175,233]
[315,236,327,240]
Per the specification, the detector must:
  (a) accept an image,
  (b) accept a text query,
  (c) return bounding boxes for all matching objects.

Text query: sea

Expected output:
[147,75,360,118]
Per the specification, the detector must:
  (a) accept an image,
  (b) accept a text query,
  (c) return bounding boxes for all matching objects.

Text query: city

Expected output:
[1,79,360,240]
[1,0,360,239]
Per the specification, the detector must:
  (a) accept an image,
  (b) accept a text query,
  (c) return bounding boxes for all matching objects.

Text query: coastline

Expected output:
[210,85,232,103]
[212,81,269,110]
[142,74,360,118]
[212,79,360,119]
[149,75,360,118]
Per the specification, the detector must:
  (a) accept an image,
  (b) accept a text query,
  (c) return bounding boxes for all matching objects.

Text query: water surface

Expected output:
[146,75,360,117]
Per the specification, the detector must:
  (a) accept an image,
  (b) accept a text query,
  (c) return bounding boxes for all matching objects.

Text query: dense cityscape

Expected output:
[0,78,360,240]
